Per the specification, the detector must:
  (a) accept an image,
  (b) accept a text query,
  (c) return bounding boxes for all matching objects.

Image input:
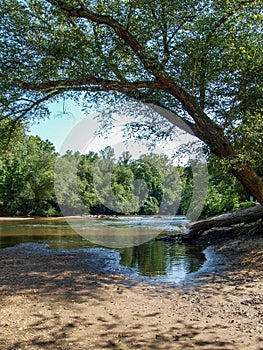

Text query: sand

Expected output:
[0,235,262,350]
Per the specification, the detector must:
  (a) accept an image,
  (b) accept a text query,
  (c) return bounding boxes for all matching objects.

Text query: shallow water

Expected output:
[0,217,206,283]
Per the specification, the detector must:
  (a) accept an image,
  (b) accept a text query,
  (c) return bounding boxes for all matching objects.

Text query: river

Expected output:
[0,216,206,284]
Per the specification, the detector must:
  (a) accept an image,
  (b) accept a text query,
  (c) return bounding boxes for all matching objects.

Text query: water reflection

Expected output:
[118,240,204,282]
[0,218,205,283]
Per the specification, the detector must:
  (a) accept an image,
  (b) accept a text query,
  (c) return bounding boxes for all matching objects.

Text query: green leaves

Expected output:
[0,124,58,216]
[1,0,263,203]
[1,0,261,124]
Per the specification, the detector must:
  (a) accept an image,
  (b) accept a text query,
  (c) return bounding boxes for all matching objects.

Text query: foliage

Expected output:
[0,123,253,218]
[0,124,58,216]
[0,0,263,205]
[181,155,254,219]
[59,148,184,216]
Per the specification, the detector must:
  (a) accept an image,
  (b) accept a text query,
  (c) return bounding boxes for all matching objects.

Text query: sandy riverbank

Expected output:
[0,216,88,221]
[0,232,262,350]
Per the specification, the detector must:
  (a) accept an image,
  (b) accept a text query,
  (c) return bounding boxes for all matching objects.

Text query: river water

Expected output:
[0,217,206,284]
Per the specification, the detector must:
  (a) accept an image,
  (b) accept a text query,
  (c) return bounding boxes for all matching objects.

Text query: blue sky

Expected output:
[29,99,151,157]
[29,98,200,165]
[29,99,87,151]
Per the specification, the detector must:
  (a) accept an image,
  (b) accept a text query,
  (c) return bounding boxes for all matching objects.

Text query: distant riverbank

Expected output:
[0,217,36,221]
[0,215,94,221]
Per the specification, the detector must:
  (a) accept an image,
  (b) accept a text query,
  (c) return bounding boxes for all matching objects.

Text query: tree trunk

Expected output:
[185,204,263,240]
[232,165,263,205]
[149,102,263,205]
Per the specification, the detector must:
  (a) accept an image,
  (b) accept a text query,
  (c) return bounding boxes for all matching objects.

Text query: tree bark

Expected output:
[186,204,263,240]
[232,166,263,205]
[148,103,263,205]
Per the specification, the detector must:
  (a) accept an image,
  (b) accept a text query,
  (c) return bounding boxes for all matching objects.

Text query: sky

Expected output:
[30,99,86,151]
[29,98,200,164]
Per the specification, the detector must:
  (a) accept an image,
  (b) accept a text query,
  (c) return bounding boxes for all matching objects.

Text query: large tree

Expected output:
[0,120,58,216]
[0,0,262,203]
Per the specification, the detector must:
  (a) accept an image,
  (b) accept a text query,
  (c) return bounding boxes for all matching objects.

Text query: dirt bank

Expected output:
[0,236,262,350]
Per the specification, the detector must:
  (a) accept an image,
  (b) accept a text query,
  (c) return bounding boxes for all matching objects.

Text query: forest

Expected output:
[0,119,253,218]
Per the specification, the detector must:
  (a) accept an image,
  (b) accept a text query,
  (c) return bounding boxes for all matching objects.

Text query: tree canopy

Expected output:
[0,126,252,217]
[0,0,262,203]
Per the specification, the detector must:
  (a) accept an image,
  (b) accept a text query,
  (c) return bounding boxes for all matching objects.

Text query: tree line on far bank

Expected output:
[0,121,253,219]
